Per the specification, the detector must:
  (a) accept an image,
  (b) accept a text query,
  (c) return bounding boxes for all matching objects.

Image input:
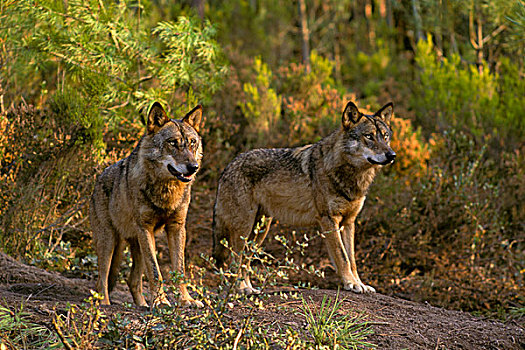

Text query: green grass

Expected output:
[0,302,59,349]
[299,290,376,349]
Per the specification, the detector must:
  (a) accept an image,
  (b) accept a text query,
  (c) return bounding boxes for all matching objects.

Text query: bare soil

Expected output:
[0,186,523,349]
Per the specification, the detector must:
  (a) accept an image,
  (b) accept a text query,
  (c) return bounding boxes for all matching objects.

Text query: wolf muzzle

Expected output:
[367,151,396,165]
[167,163,199,183]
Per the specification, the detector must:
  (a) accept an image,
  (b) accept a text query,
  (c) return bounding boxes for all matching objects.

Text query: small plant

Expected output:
[299,290,376,349]
[99,218,327,348]
[0,302,59,349]
[52,291,108,350]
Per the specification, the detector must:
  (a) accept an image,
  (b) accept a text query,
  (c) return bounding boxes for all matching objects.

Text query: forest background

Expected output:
[0,0,523,333]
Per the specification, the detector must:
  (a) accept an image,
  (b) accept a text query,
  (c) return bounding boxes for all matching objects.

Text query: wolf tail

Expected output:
[212,204,229,268]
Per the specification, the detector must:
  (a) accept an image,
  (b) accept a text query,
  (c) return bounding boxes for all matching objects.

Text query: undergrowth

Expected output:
[0,302,59,349]
[16,224,376,349]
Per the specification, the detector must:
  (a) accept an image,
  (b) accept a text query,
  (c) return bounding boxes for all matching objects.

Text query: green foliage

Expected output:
[299,291,375,349]
[494,56,525,144]
[413,35,496,135]
[343,40,393,98]
[412,35,524,143]
[237,51,345,148]
[240,57,282,146]
[507,0,525,47]
[52,291,108,349]
[362,130,524,316]
[0,105,97,260]
[49,85,105,151]
[207,0,296,67]
[97,222,338,349]
[0,0,226,122]
[0,302,59,349]
[277,51,343,143]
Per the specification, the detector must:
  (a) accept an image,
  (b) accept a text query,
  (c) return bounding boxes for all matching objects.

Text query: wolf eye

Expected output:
[168,139,178,147]
[364,134,374,140]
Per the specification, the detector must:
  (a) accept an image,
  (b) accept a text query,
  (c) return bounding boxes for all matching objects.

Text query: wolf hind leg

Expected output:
[212,213,229,268]
[94,225,117,305]
[237,212,273,295]
[108,239,125,293]
[224,206,264,295]
[127,238,148,307]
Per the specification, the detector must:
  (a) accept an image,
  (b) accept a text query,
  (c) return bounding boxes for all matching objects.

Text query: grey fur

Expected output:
[213,102,395,294]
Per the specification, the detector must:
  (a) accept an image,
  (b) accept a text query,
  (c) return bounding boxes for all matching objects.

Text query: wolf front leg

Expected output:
[165,220,204,308]
[341,220,375,293]
[319,216,362,292]
[127,238,148,307]
[136,227,171,308]
[95,229,116,306]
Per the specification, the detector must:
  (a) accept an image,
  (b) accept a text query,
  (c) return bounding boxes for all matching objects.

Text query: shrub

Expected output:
[361,130,524,316]
[388,115,431,179]
[237,51,349,148]
[0,0,226,123]
[412,35,524,147]
[240,57,282,147]
[0,104,100,261]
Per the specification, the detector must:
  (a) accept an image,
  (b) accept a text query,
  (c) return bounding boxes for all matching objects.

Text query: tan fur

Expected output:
[213,102,396,294]
[90,102,204,308]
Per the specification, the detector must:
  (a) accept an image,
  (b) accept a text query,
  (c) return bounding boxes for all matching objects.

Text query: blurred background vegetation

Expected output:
[0,0,523,320]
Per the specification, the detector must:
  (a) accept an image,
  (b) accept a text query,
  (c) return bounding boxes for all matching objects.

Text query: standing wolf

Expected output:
[90,102,204,308]
[213,102,395,294]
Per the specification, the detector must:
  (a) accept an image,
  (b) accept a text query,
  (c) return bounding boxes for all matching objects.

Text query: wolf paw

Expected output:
[238,280,261,295]
[152,296,172,308]
[361,284,376,293]
[239,286,261,295]
[181,297,204,308]
[344,282,376,294]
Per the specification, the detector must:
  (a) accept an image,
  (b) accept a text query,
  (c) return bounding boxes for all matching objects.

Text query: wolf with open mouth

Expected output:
[90,102,204,308]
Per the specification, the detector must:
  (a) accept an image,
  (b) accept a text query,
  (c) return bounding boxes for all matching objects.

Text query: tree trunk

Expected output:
[469,1,484,74]
[476,12,483,74]
[298,0,310,73]
[191,0,205,21]
[386,0,393,28]
[411,0,423,43]
[365,0,375,45]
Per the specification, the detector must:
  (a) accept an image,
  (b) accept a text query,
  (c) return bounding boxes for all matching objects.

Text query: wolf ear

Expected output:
[342,102,362,129]
[375,102,394,124]
[182,105,203,132]
[147,102,169,134]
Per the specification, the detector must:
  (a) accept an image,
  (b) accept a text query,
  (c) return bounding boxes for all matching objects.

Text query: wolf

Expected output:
[90,102,204,308]
[212,102,395,294]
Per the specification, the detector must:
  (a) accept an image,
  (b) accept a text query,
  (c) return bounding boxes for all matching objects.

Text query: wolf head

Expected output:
[142,102,203,183]
[340,102,396,167]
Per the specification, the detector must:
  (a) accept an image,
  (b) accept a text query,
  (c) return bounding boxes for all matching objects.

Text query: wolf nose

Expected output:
[386,151,396,162]
[187,163,199,174]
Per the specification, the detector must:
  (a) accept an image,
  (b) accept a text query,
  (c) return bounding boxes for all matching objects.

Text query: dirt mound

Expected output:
[0,252,89,302]
[0,252,523,349]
